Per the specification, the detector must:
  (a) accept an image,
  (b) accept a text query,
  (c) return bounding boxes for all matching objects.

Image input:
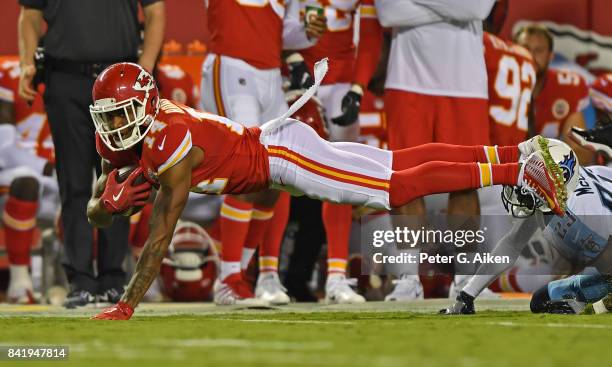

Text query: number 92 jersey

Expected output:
[544,166,612,265]
[96,99,271,195]
[484,32,536,146]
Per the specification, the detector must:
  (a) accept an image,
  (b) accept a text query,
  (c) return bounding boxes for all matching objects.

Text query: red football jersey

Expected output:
[156,64,198,108]
[0,60,55,163]
[534,69,590,139]
[96,99,270,195]
[484,32,536,146]
[300,0,360,84]
[207,0,285,69]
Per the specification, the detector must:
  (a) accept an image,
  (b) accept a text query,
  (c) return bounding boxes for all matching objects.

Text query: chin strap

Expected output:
[260,58,328,140]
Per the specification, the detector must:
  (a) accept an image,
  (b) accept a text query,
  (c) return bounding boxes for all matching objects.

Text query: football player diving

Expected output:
[85,60,571,320]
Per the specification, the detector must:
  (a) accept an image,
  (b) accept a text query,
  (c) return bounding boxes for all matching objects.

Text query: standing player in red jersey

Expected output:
[199,0,326,305]
[0,60,58,304]
[86,62,569,320]
[514,24,594,166]
[293,0,384,304]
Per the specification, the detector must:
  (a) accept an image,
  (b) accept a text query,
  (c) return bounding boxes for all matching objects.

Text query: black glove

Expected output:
[331,84,363,126]
[286,53,314,90]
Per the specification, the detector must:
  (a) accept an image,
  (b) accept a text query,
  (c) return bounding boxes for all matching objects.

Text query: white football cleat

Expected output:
[8,267,38,305]
[518,135,547,161]
[213,273,268,306]
[255,272,290,305]
[448,275,500,300]
[325,274,365,304]
[519,150,566,216]
[385,274,424,301]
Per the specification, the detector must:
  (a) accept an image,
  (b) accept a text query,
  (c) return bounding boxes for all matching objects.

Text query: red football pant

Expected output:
[385,89,490,149]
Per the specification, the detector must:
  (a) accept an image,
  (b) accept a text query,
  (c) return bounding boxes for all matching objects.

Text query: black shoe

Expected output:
[439,291,475,315]
[543,299,586,314]
[63,290,95,309]
[97,287,124,304]
[285,277,318,302]
[570,125,612,158]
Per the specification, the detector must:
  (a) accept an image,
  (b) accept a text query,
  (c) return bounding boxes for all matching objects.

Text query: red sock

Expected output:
[260,192,290,273]
[322,202,351,275]
[241,203,275,269]
[389,162,520,207]
[392,143,519,170]
[244,204,274,250]
[3,196,38,266]
[496,146,519,163]
[220,196,253,263]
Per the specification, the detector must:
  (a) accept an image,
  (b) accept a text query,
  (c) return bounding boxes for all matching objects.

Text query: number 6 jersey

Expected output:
[96,99,271,195]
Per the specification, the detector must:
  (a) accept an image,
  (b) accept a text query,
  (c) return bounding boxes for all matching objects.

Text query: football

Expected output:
[115,165,148,217]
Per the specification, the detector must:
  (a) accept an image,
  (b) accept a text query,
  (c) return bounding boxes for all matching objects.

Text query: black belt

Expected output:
[46,56,138,78]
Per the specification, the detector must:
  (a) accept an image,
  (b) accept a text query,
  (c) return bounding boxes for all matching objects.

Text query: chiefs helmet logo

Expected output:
[134,70,155,92]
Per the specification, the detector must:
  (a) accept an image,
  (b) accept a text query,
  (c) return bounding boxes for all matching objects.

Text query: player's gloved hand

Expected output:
[100,167,151,214]
[91,301,134,320]
[286,53,314,90]
[331,84,363,126]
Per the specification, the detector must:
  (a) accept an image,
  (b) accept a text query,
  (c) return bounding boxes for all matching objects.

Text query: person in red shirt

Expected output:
[514,24,594,166]
[87,62,567,320]
[0,60,57,304]
[484,33,536,147]
[200,0,326,306]
[295,0,385,304]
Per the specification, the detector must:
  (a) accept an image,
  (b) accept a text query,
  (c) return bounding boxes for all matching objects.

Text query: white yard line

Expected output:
[484,321,612,330]
[206,317,355,325]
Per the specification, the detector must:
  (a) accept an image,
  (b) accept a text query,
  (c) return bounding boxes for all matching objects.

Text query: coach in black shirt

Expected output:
[17,0,165,307]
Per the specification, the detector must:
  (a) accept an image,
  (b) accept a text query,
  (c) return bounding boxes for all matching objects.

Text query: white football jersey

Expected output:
[544,166,612,264]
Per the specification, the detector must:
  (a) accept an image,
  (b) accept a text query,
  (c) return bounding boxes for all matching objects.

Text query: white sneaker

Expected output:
[255,272,290,305]
[8,272,38,304]
[448,275,500,300]
[385,274,424,301]
[213,273,267,306]
[325,274,365,304]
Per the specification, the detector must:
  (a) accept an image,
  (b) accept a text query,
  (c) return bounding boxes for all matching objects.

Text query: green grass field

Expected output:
[1,300,611,367]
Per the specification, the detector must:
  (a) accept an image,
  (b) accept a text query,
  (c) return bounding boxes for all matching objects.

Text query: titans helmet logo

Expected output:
[559,151,577,183]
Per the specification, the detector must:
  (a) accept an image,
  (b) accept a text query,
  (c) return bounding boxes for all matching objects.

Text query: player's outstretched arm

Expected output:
[92,152,193,320]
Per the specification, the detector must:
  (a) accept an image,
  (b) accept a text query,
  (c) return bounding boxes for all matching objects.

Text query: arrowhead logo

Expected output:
[158,135,166,150]
[113,186,125,202]
[133,69,155,92]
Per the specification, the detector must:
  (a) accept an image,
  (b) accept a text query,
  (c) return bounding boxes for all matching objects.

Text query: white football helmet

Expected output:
[503,138,579,217]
